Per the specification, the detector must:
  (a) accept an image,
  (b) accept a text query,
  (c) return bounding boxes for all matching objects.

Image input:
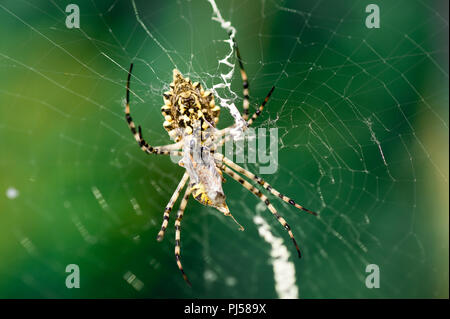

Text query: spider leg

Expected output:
[174,186,192,286]
[231,36,250,121]
[125,63,181,156]
[246,86,275,127]
[231,35,275,126]
[220,165,303,258]
[218,154,317,216]
[157,172,189,242]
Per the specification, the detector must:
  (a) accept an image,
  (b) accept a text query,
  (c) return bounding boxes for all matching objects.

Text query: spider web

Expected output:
[0,0,448,298]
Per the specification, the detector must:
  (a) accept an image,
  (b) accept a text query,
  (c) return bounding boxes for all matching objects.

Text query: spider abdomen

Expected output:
[161,69,220,142]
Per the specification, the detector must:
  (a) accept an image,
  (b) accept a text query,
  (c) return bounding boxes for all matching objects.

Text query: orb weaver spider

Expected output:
[125,37,317,286]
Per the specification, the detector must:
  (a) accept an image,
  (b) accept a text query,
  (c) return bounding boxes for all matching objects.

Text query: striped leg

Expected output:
[231,36,275,126]
[232,37,250,121]
[174,187,192,286]
[126,63,181,156]
[221,165,303,258]
[246,86,275,127]
[217,155,317,216]
[157,173,189,241]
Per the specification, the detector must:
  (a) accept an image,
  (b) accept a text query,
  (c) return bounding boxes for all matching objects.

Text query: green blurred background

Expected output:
[0,0,448,298]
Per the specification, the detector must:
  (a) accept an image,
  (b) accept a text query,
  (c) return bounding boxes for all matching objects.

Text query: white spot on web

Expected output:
[6,187,19,199]
[133,235,141,243]
[71,214,97,244]
[123,271,144,291]
[20,237,36,255]
[204,269,218,282]
[225,276,237,286]
[254,215,299,299]
[130,197,143,215]
[91,186,109,211]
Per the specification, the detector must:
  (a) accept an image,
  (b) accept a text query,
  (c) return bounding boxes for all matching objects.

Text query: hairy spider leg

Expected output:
[221,166,302,258]
[246,86,275,127]
[218,155,317,216]
[232,36,250,121]
[157,173,189,241]
[174,187,192,286]
[125,63,182,156]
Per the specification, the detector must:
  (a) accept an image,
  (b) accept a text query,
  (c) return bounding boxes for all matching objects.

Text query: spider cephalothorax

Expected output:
[124,37,317,286]
[161,69,221,143]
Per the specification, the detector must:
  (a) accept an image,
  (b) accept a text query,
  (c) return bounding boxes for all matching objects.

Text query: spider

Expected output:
[125,38,317,286]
